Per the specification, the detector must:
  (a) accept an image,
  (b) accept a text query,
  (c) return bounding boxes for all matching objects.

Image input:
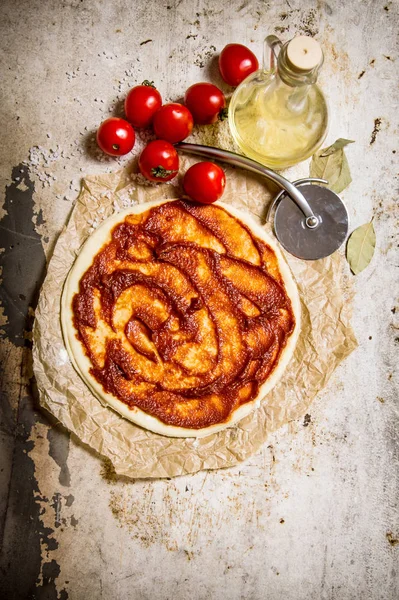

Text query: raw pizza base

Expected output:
[61,199,301,438]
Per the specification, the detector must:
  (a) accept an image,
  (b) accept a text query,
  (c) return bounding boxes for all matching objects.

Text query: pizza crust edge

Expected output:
[60,199,301,438]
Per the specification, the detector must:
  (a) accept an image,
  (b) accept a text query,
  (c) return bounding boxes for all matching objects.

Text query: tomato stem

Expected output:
[151,165,178,179]
[112,144,120,150]
[219,108,228,121]
[142,80,156,88]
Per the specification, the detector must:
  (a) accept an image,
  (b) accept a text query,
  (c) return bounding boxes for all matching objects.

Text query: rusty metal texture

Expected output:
[0,1,398,599]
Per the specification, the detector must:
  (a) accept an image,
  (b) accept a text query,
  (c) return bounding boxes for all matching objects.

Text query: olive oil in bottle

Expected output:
[229,35,328,170]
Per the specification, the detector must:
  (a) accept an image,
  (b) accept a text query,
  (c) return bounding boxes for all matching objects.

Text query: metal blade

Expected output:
[274,184,349,260]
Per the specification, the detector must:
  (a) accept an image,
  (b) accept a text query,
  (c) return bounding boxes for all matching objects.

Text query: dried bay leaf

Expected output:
[310,138,354,194]
[320,138,355,157]
[346,221,376,275]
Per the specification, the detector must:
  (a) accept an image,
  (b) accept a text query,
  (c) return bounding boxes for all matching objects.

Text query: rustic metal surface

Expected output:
[0,0,398,598]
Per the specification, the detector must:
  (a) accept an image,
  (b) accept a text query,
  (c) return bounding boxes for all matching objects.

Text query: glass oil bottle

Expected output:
[228,35,329,170]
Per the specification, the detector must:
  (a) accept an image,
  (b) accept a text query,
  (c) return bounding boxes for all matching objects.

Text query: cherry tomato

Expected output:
[125,80,162,128]
[184,83,227,125]
[96,118,135,156]
[153,103,194,143]
[219,44,259,86]
[139,140,179,182]
[183,162,226,204]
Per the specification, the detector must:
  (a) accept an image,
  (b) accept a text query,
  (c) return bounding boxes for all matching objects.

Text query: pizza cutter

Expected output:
[176,142,349,260]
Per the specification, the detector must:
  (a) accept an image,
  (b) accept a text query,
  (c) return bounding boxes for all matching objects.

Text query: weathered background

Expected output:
[0,0,398,598]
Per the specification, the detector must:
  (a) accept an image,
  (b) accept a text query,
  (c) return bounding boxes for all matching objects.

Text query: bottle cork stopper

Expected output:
[287,36,323,72]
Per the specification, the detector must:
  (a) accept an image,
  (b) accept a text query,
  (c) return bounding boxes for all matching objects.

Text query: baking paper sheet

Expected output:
[33,156,358,478]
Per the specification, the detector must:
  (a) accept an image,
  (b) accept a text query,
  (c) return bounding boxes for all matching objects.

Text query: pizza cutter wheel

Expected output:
[176,143,349,260]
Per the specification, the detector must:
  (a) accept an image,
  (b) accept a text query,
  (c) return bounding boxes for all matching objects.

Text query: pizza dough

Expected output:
[61,199,301,438]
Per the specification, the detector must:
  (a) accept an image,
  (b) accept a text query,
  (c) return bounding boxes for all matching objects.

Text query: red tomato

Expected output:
[184,83,227,125]
[96,118,135,156]
[183,162,226,204]
[139,140,179,182]
[125,81,162,128]
[153,103,194,143]
[219,44,259,86]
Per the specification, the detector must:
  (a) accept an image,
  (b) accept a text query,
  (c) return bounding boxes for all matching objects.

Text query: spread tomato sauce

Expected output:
[72,200,295,429]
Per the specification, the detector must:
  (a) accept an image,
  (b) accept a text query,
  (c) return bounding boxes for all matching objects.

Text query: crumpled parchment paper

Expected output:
[32,156,358,479]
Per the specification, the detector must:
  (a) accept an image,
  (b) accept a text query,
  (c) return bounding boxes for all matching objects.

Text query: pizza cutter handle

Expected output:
[176,142,320,229]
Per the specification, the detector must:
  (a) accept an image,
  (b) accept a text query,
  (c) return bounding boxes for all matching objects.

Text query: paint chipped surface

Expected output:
[0,0,398,598]
[370,117,382,145]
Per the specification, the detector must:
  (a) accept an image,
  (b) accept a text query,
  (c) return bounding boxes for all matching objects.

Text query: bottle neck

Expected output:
[277,42,322,87]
